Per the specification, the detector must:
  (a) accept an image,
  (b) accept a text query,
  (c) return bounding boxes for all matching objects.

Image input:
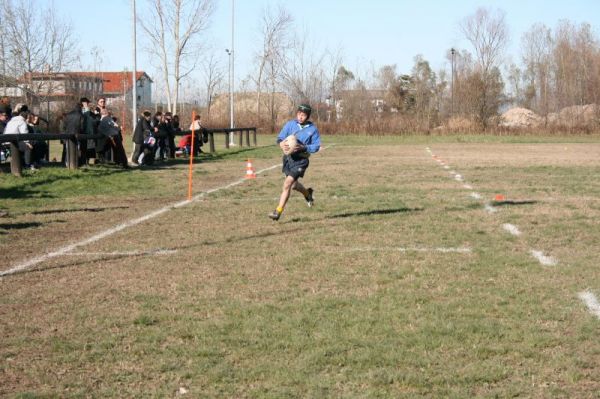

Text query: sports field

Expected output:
[1,135,600,397]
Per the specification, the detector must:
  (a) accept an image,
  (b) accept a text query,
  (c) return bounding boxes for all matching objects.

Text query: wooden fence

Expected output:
[0,127,257,177]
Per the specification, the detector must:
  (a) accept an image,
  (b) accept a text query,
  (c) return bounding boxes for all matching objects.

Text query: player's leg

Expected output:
[269,175,296,220]
[293,180,314,207]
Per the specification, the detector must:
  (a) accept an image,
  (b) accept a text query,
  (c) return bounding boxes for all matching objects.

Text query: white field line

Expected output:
[529,250,557,266]
[333,246,472,254]
[484,203,497,213]
[0,163,283,277]
[502,223,522,236]
[578,291,600,319]
[425,149,497,217]
[64,249,178,257]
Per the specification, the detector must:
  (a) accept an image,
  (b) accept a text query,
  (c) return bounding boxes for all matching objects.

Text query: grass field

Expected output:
[1,135,600,398]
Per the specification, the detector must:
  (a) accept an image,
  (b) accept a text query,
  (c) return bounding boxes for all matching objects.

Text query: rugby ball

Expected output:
[282,135,297,155]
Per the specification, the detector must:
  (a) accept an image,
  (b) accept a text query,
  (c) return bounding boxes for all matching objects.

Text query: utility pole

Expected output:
[132,0,138,135]
[451,48,456,116]
[229,0,235,145]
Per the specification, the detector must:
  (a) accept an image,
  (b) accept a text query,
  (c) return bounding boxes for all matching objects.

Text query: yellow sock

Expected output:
[276,206,284,214]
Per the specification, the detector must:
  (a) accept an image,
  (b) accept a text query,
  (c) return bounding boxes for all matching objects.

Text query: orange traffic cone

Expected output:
[245,159,256,179]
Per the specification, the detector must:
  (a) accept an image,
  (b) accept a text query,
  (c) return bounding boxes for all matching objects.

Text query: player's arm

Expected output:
[303,128,321,154]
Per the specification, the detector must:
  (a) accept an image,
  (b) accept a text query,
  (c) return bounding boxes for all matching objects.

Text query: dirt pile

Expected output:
[499,108,543,128]
[548,104,600,127]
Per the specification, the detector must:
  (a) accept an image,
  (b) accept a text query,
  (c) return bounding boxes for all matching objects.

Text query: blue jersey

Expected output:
[276,119,321,154]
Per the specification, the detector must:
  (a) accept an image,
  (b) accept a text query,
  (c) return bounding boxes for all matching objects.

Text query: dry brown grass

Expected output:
[2,138,600,397]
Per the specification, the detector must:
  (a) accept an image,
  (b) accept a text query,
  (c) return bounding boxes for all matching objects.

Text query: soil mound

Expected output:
[499,108,542,128]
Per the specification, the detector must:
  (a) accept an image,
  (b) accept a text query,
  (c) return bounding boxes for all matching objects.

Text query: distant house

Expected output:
[17,72,104,111]
[12,71,152,113]
[71,71,153,108]
[0,74,28,97]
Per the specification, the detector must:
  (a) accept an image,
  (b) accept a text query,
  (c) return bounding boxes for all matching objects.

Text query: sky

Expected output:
[52,0,600,94]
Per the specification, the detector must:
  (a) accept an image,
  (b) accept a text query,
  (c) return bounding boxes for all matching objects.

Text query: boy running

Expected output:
[269,104,321,221]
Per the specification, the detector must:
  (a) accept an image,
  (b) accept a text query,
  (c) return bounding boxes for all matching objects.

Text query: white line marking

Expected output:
[530,250,557,266]
[335,246,472,254]
[484,203,497,213]
[0,163,284,277]
[579,291,600,319]
[64,249,178,257]
[470,192,482,200]
[502,223,522,236]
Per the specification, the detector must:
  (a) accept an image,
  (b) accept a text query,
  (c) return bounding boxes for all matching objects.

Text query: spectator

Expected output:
[94,97,107,161]
[79,97,95,165]
[132,110,154,165]
[0,96,12,118]
[152,112,168,161]
[188,113,207,155]
[172,114,181,133]
[96,97,107,113]
[0,108,8,134]
[4,104,36,170]
[1,110,9,165]
[64,102,85,167]
[98,108,129,168]
[164,112,176,159]
[177,133,193,157]
[27,113,48,168]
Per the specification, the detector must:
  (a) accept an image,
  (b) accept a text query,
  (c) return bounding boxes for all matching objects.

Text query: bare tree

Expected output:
[200,50,224,122]
[1,0,78,104]
[326,47,345,121]
[139,0,215,115]
[521,23,552,115]
[253,5,292,126]
[460,7,509,128]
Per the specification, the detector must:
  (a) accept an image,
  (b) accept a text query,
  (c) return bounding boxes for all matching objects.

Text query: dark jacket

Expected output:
[133,117,152,144]
[82,109,96,135]
[157,121,173,138]
[64,105,84,136]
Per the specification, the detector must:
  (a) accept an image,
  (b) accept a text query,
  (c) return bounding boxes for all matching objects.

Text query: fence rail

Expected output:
[0,127,257,177]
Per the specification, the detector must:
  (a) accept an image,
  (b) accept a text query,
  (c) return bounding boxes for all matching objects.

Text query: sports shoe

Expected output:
[268,210,281,221]
[305,188,314,207]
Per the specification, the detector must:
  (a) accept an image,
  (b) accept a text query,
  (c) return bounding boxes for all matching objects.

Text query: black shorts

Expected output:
[282,153,309,180]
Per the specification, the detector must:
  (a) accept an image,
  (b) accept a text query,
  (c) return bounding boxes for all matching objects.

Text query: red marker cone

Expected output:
[245,159,256,179]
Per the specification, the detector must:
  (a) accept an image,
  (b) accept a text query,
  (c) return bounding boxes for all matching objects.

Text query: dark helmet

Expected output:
[297,103,312,117]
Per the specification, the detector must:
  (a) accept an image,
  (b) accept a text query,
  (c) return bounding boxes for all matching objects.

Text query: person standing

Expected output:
[94,97,108,161]
[132,110,153,165]
[79,97,96,165]
[64,102,85,167]
[163,112,176,159]
[268,103,321,221]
